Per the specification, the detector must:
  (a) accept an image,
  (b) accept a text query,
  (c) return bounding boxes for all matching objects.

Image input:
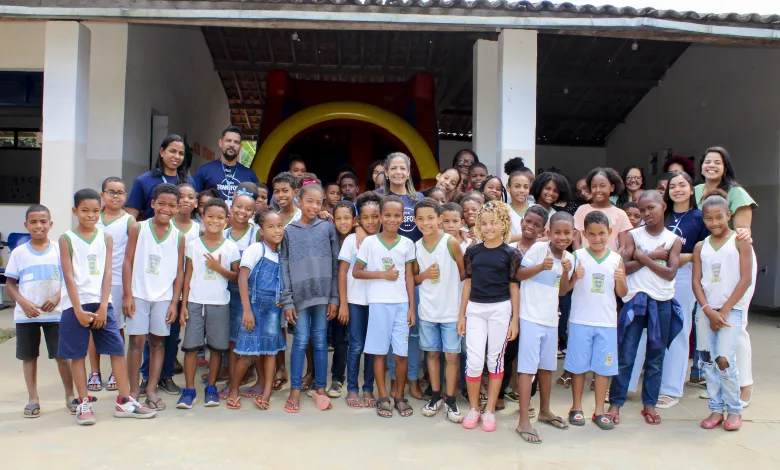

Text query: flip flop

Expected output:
[253,396,270,410]
[284,399,300,413]
[555,376,571,389]
[312,392,332,411]
[144,397,167,411]
[272,377,288,391]
[539,415,569,430]
[240,387,264,399]
[641,409,662,425]
[346,397,363,408]
[218,387,230,400]
[515,428,542,444]
[23,403,41,418]
[363,396,377,408]
[226,397,241,410]
[606,410,620,425]
[592,413,615,430]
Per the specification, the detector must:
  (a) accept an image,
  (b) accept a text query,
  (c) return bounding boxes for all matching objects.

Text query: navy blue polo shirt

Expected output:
[126,171,195,220]
[193,160,259,203]
[667,208,709,253]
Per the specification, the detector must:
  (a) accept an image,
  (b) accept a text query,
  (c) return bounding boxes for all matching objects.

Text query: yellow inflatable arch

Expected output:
[252,102,438,183]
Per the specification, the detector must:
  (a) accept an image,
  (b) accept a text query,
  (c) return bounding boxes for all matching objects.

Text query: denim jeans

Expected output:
[346,304,374,394]
[290,304,328,391]
[609,299,671,407]
[697,308,743,414]
[141,308,181,380]
[330,318,348,383]
[558,290,572,348]
[388,286,420,380]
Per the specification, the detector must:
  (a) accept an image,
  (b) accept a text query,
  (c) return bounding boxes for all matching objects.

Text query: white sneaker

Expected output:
[76,398,96,426]
[446,400,463,423]
[114,397,157,419]
[421,396,442,417]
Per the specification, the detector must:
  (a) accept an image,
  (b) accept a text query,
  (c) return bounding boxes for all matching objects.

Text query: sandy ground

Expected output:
[0,310,778,469]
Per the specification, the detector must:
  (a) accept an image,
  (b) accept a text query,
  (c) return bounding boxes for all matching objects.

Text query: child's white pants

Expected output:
[465,300,511,381]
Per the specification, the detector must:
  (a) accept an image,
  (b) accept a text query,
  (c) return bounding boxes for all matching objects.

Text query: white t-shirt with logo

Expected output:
[185,237,240,305]
[356,234,415,304]
[131,220,181,302]
[5,241,63,323]
[520,242,573,327]
[338,233,367,306]
[570,248,622,327]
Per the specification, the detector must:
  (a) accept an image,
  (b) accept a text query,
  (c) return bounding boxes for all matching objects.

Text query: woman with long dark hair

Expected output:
[126,134,194,220]
[615,166,646,206]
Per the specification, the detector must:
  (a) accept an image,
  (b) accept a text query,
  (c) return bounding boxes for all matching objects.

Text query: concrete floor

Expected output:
[0,310,778,469]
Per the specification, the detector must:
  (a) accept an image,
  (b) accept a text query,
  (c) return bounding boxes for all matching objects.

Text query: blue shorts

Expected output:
[517,318,558,374]
[58,303,125,359]
[419,319,461,353]
[563,323,618,377]
[228,283,242,343]
[364,303,410,357]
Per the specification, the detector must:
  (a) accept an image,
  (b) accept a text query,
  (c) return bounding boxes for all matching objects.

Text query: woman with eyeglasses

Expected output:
[452,149,479,195]
[614,166,646,207]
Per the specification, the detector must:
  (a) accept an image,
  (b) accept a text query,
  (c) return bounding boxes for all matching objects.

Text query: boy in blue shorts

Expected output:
[58,189,156,425]
[6,204,74,417]
[565,211,627,430]
[413,198,466,422]
[354,195,416,419]
[515,212,575,444]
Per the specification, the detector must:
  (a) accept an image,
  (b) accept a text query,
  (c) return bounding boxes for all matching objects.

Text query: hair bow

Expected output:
[302,179,317,186]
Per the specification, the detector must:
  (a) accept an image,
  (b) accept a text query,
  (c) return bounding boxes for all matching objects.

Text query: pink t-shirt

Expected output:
[573,204,632,252]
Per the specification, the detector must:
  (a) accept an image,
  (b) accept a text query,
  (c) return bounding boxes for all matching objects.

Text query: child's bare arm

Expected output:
[691,243,708,308]
[405,263,415,327]
[59,236,86,320]
[352,261,396,280]
[615,260,628,298]
[634,238,681,282]
[457,279,471,337]
[5,278,39,318]
[337,261,350,323]
[180,259,193,326]
[122,222,139,316]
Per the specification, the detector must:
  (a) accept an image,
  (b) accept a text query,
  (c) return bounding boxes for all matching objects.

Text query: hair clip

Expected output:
[302,179,317,186]
[236,188,253,197]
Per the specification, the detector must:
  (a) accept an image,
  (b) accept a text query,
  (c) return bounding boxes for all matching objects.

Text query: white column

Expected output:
[472,40,499,176]
[85,22,128,190]
[40,21,91,237]
[497,29,537,176]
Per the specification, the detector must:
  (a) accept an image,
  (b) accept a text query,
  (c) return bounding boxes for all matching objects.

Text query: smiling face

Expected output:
[461,200,480,228]
[441,210,462,237]
[508,174,531,205]
[152,193,179,225]
[702,204,731,236]
[415,206,442,237]
[387,156,410,190]
[477,211,501,243]
[520,211,544,241]
[358,204,381,235]
[160,141,185,172]
[333,206,354,237]
[454,152,475,177]
[540,180,560,206]
[589,174,614,204]
[624,207,641,228]
[483,179,504,202]
[101,181,127,211]
[436,169,460,193]
[668,174,692,206]
[231,194,255,226]
[203,205,228,234]
[326,184,342,207]
[73,198,102,229]
[638,194,666,228]
[575,178,591,202]
[549,219,574,253]
[273,182,297,209]
[380,201,404,234]
[219,131,242,161]
[24,211,52,241]
[625,168,643,191]
[178,186,197,217]
[701,152,725,183]
[261,212,285,246]
[584,221,611,252]
[469,166,487,188]
[299,187,324,221]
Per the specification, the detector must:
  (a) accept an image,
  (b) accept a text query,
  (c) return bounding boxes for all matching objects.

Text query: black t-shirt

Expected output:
[464,243,522,303]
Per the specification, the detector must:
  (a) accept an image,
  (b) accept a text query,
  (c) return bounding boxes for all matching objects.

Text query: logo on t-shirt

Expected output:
[204,261,217,280]
[217,176,239,202]
[51,267,61,281]
[554,275,561,288]
[591,273,605,294]
[87,254,100,276]
[710,263,722,283]
[146,254,161,275]
[382,257,393,271]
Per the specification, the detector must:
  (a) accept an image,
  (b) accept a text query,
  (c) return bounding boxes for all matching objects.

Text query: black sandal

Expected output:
[394,397,413,417]
[376,397,393,418]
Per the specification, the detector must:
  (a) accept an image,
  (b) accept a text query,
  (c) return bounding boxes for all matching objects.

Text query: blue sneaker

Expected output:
[176,388,196,409]
[204,385,219,407]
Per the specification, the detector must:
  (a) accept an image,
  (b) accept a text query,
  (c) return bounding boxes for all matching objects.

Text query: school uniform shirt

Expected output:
[193,160,259,206]
[464,243,522,304]
[623,226,678,303]
[225,225,258,256]
[337,233,367,306]
[185,237,241,305]
[573,204,633,252]
[126,171,195,220]
[4,241,63,323]
[375,189,425,242]
[694,184,757,230]
[570,248,622,327]
[96,211,133,287]
[281,208,302,227]
[356,234,415,304]
[241,242,280,269]
[60,229,110,310]
[415,233,460,323]
[131,220,182,302]
[520,242,574,327]
[667,208,709,254]
[509,203,529,238]
[699,233,757,312]
[175,220,202,245]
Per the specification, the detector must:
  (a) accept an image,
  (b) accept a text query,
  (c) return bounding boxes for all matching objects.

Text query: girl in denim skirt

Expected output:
[225,210,286,410]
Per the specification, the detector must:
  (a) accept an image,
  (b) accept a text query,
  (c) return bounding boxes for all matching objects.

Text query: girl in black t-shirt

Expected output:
[457,201,521,432]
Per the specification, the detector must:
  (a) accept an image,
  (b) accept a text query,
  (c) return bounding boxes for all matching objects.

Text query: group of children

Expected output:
[8,152,754,440]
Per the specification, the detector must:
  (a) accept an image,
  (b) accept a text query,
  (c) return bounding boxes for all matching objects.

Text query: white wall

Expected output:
[122,24,230,182]
[606,44,780,307]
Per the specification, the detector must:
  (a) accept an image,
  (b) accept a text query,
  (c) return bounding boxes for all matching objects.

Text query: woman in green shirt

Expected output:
[693,146,756,407]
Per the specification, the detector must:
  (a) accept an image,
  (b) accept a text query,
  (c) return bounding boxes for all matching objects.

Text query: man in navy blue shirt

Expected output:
[193,125,259,206]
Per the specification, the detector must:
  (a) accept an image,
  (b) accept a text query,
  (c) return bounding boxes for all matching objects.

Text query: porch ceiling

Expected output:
[202,27,689,146]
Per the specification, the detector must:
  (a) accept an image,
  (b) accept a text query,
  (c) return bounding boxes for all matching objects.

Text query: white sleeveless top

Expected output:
[175,220,201,245]
[624,226,678,302]
[699,233,757,311]
[570,248,622,327]
[96,211,132,287]
[415,233,460,323]
[131,220,181,302]
[61,229,109,310]
[509,204,528,238]
[225,225,258,256]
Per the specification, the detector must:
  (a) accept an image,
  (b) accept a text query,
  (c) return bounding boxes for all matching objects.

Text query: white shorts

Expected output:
[110,285,125,329]
[125,297,171,337]
[364,303,410,357]
[517,318,558,373]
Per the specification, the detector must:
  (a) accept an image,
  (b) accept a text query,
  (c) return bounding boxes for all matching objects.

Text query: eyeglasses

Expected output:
[625,176,642,182]
[455,157,474,165]
[104,190,127,197]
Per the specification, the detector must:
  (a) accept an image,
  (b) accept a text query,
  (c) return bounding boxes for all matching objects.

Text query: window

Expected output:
[0,130,13,147]
[0,129,41,149]
[0,128,42,204]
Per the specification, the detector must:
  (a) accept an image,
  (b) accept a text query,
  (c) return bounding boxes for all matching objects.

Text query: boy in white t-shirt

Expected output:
[564,210,627,431]
[179,198,240,409]
[353,195,416,419]
[413,198,465,422]
[515,212,575,444]
[5,204,74,418]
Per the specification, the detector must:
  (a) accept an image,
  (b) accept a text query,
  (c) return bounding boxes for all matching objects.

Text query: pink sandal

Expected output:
[312,391,332,411]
